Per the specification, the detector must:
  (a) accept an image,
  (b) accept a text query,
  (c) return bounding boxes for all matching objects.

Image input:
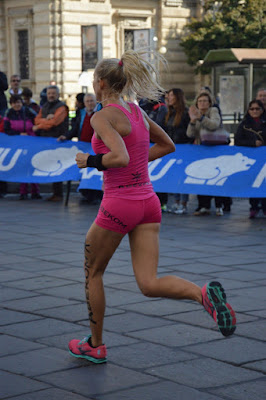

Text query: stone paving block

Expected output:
[99,381,225,400]
[245,309,266,318]
[41,267,84,282]
[208,269,266,281]
[36,364,159,397]
[127,323,222,347]
[37,330,139,351]
[208,379,266,400]
[0,370,50,398]
[35,303,124,323]
[0,269,38,282]
[118,298,202,316]
[233,285,266,299]
[36,283,85,300]
[196,255,265,268]
[242,360,266,374]
[3,295,79,312]
[104,287,152,307]
[108,342,198,369]
[145,358,264,389]
[0,309,41,325]
[5,276,74,290]
[0,318,83,339]
[0,347,82,377]
[194,278,257,291]
[186,337,266,364]
[5,388,92,400]
[166,309,258,327]
[0,254,34,265]
[232,263,266,273]
[13,246,64,257]
[103,272,136,285]
[37,252,83,264]
[0,287,37,302]
[0,335,45,356]
[228,295,266,312]
[234,319,266,341]
[6,260,67,272]
[166,262,232,275]
[104,312,172,333]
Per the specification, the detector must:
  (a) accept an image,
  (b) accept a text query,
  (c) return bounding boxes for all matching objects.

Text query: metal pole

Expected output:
[249,63,253,102]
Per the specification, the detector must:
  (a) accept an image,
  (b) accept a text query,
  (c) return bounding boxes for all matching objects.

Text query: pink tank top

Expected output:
[91,103,154,200]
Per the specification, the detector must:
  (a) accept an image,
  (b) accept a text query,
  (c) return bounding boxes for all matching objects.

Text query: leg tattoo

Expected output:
[84,241,96,325]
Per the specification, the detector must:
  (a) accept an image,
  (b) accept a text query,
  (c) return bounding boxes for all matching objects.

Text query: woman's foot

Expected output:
[201,281,236,337]
[68,335,107,363]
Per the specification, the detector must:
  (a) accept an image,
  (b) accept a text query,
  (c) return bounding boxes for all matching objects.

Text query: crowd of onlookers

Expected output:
[0,69,265,218]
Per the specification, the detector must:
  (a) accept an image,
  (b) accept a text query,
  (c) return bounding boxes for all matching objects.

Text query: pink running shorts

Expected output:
[95,193,162,234]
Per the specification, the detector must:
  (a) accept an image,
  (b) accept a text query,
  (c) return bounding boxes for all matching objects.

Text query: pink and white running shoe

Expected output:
[68,335,107,363]
[202,281,236,337]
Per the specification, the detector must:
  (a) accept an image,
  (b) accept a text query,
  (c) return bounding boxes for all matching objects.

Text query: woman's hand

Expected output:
[189,105,201,123]
[76,152,90,168]
[20,132,28,136]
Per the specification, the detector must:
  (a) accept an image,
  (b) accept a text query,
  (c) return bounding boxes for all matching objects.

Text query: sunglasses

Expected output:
[249,107,261,111]
[11,80,20,82]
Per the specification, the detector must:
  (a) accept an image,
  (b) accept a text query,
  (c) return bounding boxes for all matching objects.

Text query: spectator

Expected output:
[21,88,40,114]
[164,88,191,214]
[0,70,8,117]
[139,97,167,128]
[4,95,41,200]
[34,85,69,202]
[70,92,85,129]
[58,93,102,204]
[59,93,96,142]
[187,91,225,216]
[39,80,57,107]
[139,96,168,211]
[234,99,266,218]
[256,88,266,114]
[5,74,23,106]
[200,86,232,212]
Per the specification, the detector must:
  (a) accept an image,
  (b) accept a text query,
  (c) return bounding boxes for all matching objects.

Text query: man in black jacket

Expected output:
[0,71,8,117]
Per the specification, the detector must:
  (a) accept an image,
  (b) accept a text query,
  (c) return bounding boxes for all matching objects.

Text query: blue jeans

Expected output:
[174,193,189,203]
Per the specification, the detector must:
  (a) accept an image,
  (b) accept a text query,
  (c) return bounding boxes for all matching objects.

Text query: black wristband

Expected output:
[86,154,107,171]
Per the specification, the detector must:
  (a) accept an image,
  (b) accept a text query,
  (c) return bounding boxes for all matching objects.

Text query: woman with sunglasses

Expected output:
[234,99,266,218]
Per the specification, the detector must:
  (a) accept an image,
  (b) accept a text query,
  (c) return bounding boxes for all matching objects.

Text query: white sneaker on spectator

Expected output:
[174,205,188,215]
[216,208,224,216]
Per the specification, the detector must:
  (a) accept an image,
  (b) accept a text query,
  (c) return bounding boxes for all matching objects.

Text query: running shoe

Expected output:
[68,335,107,363]
[201,281,236,337]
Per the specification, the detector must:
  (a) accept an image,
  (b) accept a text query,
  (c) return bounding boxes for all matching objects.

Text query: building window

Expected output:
[17,30,29,79]
[81,25,102,70]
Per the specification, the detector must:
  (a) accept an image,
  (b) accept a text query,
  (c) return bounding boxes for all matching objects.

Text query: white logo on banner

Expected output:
[185,153,256,185]
[31,146,80,176]
[0,148,23,171]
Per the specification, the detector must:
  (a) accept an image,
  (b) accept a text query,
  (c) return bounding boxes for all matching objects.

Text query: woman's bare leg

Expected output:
[129,223,202,303]
[84,222,124,347]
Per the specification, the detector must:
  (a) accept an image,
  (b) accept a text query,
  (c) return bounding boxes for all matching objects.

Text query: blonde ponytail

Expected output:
[95,49,167,101]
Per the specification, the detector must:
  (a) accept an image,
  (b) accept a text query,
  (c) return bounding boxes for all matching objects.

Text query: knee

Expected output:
[139,281,156,297]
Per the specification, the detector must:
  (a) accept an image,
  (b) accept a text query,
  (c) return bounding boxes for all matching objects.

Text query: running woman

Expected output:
[68,50,236,364]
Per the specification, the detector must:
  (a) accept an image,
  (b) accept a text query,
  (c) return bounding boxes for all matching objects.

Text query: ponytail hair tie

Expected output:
[118,60,123,66]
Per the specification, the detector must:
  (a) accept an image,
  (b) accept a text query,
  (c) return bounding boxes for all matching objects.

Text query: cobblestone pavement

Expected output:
[0,191,265,400]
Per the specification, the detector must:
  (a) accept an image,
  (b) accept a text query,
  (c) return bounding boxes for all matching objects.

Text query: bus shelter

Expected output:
[203,48,266,129]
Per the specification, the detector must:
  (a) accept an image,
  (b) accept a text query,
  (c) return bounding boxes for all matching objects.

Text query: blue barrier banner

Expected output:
[0,133,265,197]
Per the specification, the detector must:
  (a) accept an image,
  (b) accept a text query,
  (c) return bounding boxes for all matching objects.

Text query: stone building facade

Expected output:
[0,0,202,106]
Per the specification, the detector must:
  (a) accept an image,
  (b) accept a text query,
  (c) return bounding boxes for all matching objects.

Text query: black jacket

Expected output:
[234,114,266,147]
[163,108,192,144]
[0,71,8,113]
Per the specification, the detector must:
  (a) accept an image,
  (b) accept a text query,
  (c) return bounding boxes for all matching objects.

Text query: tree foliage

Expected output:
[180,0,266,73]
